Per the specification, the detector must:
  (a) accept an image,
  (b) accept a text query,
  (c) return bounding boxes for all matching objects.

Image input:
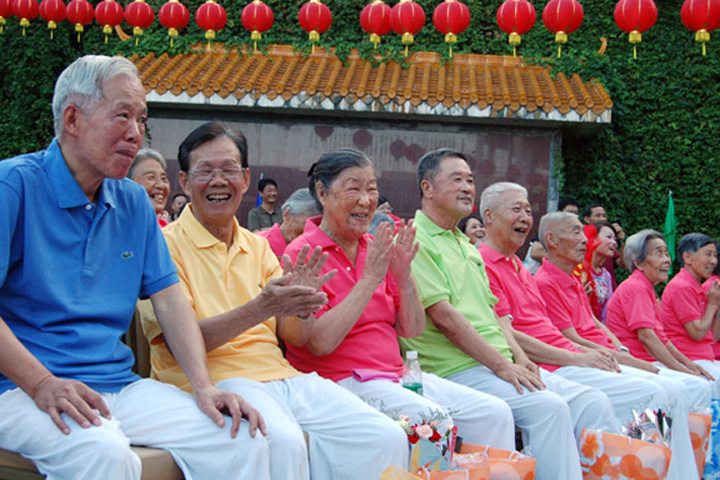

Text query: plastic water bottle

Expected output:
[402,351,424,396]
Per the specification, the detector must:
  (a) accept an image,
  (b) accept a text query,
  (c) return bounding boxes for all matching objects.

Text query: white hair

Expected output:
[53,55,140,139]
[479,182,528,222]
[624,229,665,271]
[538,211,577,250]
[282,188,320,217]
[128,148,167,179]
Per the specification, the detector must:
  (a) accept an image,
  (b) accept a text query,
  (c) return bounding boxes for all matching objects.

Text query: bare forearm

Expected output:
[511,329,578,365]
[560,327,605,351]
[0,317,53,395]
[197,298,269,352]
[666,341,696,368]
[637,329,685,370]
[685,305,720,341]
[595,319,623,349]
[497,316,529,363]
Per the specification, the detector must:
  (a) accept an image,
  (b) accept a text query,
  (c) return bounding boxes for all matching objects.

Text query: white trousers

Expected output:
[337,372,515,450]
[0,378,270,480]
[447,365,618,480]
[693,359,720,398]
[218,373,409,480]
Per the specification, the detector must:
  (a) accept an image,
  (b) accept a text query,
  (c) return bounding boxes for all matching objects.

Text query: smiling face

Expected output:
[683,243,717,282]
[317,165,378,244]
[179,135,250,233]
[484,189,533,255]
[464,217,484,244]
[422,157,475,221]
[131,158,170,213]
[261,183,278,205]
[594,225,618,260]
[171,194,188,213]
[68,75,148,184]
[636,238,672,285]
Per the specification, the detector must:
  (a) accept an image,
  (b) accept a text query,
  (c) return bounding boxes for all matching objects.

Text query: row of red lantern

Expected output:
[1,0,719,57]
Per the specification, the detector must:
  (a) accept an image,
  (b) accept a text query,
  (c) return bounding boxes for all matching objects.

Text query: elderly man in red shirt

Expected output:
[535,211,709,480]
[477,182,667,434]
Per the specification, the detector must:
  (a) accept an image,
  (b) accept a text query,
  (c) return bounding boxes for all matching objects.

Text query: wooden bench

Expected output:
[0,307,184,480]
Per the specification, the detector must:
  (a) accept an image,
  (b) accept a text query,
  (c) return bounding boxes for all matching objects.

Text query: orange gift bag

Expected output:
[458,444,536,480]
[578,429,672,480]
[688,412,712,478]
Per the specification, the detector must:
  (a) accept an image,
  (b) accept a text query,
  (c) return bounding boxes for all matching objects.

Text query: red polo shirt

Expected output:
[660,268,713,361]
[535,259,615,350]
[254,223,287,259]
[606,269,668,362]
[703,275,720,359]
[283,217,404,382]
[478,243,580,372]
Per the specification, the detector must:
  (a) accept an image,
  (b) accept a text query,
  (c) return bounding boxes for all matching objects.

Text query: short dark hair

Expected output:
[678,233,715,268]
[177,121,248,173]
[583,203,605,218]
[558,196,579,212]
[258,178,278,192]
[457,213,482,234]
[378,195,389,206]
[172,193,188,202]
[417,148,468,197]
[308,148,373,212]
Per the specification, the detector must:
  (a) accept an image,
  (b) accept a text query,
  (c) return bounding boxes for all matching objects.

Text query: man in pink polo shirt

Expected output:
[536,211,709,480]
[477,182,667,432]
[255,188,319,259]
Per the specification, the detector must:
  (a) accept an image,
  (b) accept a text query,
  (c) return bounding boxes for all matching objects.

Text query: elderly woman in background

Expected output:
[705,241,720,360]
[284,148,515,451]
[128,148,171,226]
[458,213,485,245]
[255,188,320,258]
[660,233,720,392]
[575,222,619,323]
[605,229,712,410]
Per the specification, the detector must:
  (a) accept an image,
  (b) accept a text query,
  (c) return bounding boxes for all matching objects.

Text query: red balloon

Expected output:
[496,0,536,37]
[95,0,124,31]
[39,0,65,26]
[241,0,274,37]
[390,0,425,44]
[159,0,189,35]
[196,0,226,39]
[433,0,471,37]
[614,0,657,35]
[681,0,720,33]
[125,0,155,35]
[298,0,332,42]
[66,0,93,30]
[542,0,583,35]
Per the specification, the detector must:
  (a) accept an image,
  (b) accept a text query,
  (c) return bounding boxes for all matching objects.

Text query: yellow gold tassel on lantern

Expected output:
[696,29,709,56]
[555,31,567,57]
[20,18,29,36]
[629,30,641,59]
[370,33,380,49]
[48,20,57,38]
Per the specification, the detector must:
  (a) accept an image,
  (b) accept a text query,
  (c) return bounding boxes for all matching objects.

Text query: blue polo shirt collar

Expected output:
[44,139,117,210]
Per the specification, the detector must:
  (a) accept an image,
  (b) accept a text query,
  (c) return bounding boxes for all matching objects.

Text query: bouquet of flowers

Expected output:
[396,410,457,472]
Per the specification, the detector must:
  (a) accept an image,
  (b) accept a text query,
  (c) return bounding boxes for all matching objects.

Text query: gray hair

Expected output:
[369,212,395,236]
[479,182,528,223]
[308,149,373,212]
[127,148,167,180]
[624,229,665,272]
[53,55,140,139]
[282,188,319,217]
[538,211,577,250]
[678,233,715,267]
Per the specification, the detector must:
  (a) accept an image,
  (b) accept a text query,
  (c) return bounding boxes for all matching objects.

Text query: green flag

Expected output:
[664,191,677,275]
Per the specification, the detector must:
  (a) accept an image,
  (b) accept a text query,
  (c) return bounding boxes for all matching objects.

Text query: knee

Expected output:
[75,431,141,475]
[267,422,307,457]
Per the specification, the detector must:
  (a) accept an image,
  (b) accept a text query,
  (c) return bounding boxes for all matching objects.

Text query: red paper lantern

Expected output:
[0,0,14,34]
[614,0,657,58]
[38,0,65,38]
[196,0,226,40]
[433,0,471,57]
[298,0,332,50]
[159,0,189,45]
[497,0,536,55]
[95,0,123,42]
[241,0,273,50]
[125,0,155,43]
[65,0,93,40]
[681,0,720,55]
[13,0,39,35]
[360,0,391,49]
[390,0,425,56]
[542,0,583,57]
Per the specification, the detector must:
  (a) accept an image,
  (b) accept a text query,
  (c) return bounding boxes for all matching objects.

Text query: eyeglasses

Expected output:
[189,165,245,183]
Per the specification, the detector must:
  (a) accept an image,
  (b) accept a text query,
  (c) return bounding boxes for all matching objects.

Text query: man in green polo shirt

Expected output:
[401,148,618,480]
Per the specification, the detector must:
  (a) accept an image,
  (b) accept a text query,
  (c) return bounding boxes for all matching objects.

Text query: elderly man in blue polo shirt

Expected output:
[0,55,272,479]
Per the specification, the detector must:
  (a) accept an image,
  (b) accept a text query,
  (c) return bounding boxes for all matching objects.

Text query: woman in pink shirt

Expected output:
[660,233,720,390]
[284,149,514,450]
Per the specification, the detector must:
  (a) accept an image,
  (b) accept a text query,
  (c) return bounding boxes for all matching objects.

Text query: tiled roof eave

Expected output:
[146,89,612,124]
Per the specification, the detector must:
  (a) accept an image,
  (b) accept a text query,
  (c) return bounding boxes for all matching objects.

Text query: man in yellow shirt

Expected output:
[143,121,409,480]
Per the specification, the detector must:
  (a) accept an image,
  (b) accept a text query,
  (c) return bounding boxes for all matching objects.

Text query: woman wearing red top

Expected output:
[284,149,514,450]
[703,241,720,359]
[575,222,618,323]
[128,148,171,227]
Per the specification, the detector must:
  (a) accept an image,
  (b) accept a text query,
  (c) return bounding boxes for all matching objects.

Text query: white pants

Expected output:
[694,359,720,398]
[0,378,270,480]
[447,365,617,480]
[338,372,515,450]
[218,373,409,480]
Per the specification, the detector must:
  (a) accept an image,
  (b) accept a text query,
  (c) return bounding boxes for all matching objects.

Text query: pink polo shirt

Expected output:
[255,223,287,259]
[660,268,713,360]
[535,260,615,350]
[703,275,720,359]
[606,269,668,362]
[284,217,404,382]
[478,243,580,372]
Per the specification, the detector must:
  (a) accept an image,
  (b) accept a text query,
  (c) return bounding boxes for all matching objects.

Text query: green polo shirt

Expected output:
[400,210,513,378]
